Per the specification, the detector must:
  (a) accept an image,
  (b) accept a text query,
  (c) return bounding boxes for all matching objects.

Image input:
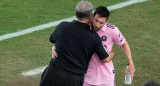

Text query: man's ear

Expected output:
[89,13,94,19]
[75,12,77,17]
[89,13,94,27]
[89,13,93,22]
[106,17,108,22]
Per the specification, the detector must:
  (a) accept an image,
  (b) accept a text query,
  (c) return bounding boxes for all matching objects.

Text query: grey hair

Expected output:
[75,1,93,20]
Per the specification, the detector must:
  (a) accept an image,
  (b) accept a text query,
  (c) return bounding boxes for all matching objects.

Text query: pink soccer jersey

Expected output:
[84,23,126,85]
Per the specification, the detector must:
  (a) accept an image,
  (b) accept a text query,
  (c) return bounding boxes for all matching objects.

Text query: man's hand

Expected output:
[122,41,135,81]
[125,64,135,81]
[52,46,57,59]
[102,50,115,62]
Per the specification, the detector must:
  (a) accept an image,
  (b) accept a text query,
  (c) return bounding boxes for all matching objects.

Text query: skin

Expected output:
[92,14,106,32]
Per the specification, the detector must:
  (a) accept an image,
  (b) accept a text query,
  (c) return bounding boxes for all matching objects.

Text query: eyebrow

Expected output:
[100,22,104,24]
[94,18,105,24]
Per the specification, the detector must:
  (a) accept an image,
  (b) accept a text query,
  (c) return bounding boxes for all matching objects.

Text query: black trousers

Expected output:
[39,65,84,86]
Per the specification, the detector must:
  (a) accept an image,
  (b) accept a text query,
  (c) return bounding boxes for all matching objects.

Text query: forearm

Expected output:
[122,41,135,80]
[122,41,134,65]
[102,50,115,62]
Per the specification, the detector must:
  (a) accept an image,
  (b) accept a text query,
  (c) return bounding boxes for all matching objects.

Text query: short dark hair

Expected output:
[94,6,110,20]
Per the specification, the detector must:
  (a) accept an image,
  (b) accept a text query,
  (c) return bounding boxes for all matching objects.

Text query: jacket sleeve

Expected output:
[49,22,64,43]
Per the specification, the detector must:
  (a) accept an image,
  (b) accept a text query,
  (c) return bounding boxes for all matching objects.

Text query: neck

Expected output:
[77,19,89,24]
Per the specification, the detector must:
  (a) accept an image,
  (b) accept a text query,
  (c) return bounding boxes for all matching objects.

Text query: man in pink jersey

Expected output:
[83,6,135,86]
[52,6,135,86]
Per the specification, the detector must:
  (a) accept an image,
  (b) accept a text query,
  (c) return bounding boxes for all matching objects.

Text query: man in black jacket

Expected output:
[39,1,115,86]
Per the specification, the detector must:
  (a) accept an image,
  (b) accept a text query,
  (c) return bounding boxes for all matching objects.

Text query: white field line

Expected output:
[19,0,147,76]
[21,66,47,76]
[0,0,147,42]
[0,16,76,41]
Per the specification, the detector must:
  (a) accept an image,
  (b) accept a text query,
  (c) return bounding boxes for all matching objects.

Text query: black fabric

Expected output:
[49,20,109,74]
[39,65,84,86]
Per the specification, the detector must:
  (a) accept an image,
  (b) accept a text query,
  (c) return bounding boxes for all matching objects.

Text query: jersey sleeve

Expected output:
[94,33,109,60]
[49,22,64,43]
[113,27,126,46]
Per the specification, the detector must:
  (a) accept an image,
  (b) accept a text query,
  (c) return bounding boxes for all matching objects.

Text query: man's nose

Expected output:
[95,23,100,27]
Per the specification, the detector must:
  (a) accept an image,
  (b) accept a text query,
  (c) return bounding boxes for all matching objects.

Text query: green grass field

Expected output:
[0,0,160,86]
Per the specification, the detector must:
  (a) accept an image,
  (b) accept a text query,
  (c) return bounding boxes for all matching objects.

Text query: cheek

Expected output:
[93,21,96,26]
[100,24,105,28]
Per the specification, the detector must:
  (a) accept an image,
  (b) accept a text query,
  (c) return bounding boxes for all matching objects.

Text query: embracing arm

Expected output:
[102,50,115,62]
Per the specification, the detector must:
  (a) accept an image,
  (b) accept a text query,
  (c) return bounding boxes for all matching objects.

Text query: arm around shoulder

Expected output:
[102,50,115,62]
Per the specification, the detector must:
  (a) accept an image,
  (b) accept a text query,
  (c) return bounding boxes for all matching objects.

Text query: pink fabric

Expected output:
[84,23,126,85]
[83,81,115,86]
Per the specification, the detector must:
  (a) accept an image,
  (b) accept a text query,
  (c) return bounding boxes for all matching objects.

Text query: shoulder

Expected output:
[106,23,116,29]
[59,21,70,25]
[93,31,101,40]
[56,21,71,29]
[106,23,120,32]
